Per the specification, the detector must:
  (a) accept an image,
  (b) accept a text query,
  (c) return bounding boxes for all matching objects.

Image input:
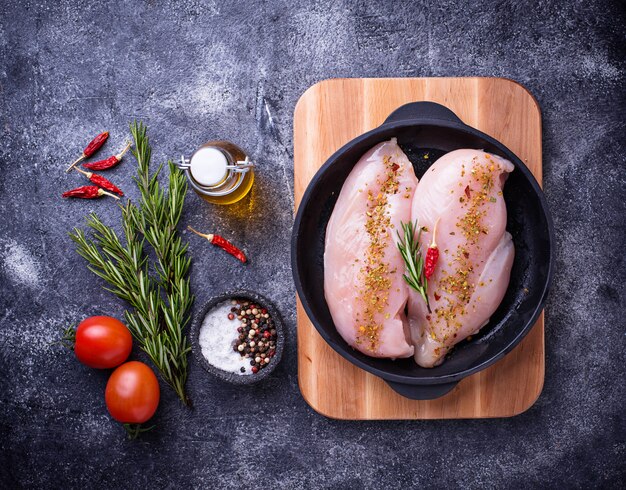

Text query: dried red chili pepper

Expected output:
[424,218,440,279]
[83,141,132,171]
[187,226,247,263]
[66,131,109,172]
[211,235,247,263]
[83,131,110,158]
[62,185,119,200]
[73,168,124,196]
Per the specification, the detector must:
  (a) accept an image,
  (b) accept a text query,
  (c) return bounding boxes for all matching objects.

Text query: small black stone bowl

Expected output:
[190,290,285,385]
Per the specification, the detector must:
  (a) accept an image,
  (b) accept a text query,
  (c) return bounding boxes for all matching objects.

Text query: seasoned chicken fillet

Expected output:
[324,138,417,358]
[408,149,515,367]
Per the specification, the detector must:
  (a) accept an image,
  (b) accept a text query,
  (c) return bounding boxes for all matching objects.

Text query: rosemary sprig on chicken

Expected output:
[397,221,431,313]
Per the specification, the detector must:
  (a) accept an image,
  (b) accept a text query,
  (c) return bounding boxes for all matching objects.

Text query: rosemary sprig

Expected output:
[397,221,431,313]
[69,121,193,405]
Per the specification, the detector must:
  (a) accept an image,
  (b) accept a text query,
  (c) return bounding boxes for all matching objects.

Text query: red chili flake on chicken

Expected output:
[424,218,440,280]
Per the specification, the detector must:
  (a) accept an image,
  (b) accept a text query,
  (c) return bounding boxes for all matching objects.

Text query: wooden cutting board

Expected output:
[294,78,544,419]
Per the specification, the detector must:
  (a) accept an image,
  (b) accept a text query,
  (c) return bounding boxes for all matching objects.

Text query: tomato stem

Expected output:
[50,325,76,350]
[123,423,156,440]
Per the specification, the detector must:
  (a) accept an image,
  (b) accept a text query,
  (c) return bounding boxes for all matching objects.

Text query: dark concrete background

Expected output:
[1,0,624,488]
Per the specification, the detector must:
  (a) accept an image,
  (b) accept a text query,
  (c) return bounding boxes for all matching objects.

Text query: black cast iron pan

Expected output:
[291,101,554,400]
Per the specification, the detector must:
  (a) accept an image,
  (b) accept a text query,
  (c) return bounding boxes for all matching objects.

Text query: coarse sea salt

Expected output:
[199,300,251,375]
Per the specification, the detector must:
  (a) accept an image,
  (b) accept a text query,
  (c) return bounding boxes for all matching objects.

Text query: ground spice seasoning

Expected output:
[456,158,494,243]
[354,155,402,352]
[431,158,502,337]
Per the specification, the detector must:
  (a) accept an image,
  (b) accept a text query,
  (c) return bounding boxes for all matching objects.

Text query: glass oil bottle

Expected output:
[178,141,254,205]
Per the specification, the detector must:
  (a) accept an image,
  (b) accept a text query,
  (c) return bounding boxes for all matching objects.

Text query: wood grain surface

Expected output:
[293,78,544,419]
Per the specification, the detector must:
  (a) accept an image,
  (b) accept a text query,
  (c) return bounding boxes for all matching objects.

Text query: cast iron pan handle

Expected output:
[384,101,464,125]
[385,380,458,400]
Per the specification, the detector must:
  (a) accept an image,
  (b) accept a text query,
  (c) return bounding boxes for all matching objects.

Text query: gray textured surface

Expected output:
[1,0,625,488]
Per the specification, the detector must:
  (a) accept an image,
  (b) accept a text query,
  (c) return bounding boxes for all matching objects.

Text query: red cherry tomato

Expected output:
[105,361,160,424]
[74,316,132,369]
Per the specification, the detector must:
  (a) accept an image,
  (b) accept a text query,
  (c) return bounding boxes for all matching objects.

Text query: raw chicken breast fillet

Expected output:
[408,149,515,367]
[324,138,417,358]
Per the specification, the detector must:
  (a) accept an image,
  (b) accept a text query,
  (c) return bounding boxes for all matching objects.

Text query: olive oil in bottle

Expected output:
[179,141,254,205]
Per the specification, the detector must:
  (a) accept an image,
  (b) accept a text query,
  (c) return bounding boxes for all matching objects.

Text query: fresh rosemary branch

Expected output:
[397,221,430,313]
[70,121,193,405]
